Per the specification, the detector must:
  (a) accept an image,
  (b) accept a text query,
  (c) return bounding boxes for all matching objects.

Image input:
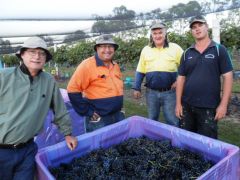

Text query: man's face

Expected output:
[191,22,209,40]
[96,44,115,62]
[151,28,166,47]
[21,48,46,74]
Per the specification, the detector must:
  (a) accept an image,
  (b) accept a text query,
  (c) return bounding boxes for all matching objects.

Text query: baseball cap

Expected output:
[150,21,166,30]
[189,15,207,28]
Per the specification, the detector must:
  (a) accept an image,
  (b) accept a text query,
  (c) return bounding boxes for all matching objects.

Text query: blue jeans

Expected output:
[146,88,179,127]
[0,141,38,180]
[85,111,125,132]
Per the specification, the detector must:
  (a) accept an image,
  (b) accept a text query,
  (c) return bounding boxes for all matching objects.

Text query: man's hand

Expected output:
[90,112,101,122]
[175,103,183,119]
[171,81,177,90]
[65,135,78,151]
[215,104,228,121]
[133,90,141,99]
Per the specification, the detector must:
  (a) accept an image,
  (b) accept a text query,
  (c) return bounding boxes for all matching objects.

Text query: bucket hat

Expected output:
[189,15,207,28]
[94,34,119,51]
[16,37,52,62]
[150,21,166,30]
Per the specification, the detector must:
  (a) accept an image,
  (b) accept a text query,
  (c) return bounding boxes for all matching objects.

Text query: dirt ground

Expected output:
[124,88,240,124]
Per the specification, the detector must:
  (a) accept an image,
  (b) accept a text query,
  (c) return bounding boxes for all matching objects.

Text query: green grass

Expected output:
[124,99,148,118]
[57,80,69,89]
[232,81,240,93]
[218,121,240,147]
[124,99,240,147]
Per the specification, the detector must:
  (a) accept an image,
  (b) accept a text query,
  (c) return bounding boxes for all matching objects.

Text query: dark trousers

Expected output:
[180,103,218,139]
[0,141,38,180]
[85,111,125,132]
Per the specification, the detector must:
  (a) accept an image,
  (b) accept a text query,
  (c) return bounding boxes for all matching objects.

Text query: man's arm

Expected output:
[132,71,145,99]
[68,92,94,117]
[67,62,94,117]
[175,75,185,119]
[215,71,233,120]
[51,85,78,150]
[133,47,147,99]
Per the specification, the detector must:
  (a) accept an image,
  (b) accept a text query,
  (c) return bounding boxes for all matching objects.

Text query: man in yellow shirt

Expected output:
[133,21,183,127]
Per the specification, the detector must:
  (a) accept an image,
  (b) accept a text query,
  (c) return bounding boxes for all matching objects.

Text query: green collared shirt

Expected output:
[0,66,72,144]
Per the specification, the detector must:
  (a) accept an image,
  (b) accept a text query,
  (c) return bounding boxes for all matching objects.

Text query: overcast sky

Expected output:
[0,0,192,40]
[0,0,192,19]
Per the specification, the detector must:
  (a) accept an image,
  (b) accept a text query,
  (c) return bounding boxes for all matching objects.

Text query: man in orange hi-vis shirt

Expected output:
[67,34,125,132]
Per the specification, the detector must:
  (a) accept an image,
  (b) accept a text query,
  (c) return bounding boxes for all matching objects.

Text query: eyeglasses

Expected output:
[98,45,114,49]
[25,49,47,58]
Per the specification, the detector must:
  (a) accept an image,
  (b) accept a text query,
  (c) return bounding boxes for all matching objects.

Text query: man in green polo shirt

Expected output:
[0,37,78,180]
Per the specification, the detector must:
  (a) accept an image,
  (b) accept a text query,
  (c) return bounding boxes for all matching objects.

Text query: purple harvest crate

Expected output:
[59,88,70,102]
[34,89,85,149]
[36,116,240,180]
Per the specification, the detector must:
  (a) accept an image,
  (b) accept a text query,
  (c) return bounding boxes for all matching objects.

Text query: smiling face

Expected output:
[21,48,47,76]
[151,28,166,48]
[191,22,209,41]
[96,44,115,63]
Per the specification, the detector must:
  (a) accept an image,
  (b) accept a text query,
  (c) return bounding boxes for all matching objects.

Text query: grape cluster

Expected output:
[49,136,214,179]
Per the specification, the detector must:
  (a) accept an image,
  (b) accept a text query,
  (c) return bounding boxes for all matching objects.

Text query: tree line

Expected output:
[1,0,240,48]
[1,26,239,67]
[1,0,240,66]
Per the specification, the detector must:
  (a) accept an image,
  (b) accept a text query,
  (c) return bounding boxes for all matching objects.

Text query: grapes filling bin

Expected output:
[36,116,240,180]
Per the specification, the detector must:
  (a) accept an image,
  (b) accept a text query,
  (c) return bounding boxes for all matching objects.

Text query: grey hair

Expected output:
[149,29,169,48]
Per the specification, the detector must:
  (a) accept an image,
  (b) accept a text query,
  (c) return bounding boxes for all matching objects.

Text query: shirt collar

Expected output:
[190,40,216,49]
[95,53,114,67]
[19,63,42,82]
